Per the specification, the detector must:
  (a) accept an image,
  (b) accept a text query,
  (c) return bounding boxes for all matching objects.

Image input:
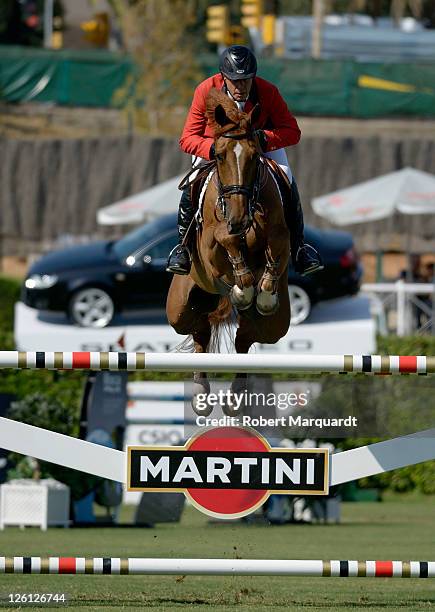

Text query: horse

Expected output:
[166,88,291,414]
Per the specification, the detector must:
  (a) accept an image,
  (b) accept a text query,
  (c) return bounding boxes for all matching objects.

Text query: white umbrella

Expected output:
[311,167,435,226]
[97,175,184,226]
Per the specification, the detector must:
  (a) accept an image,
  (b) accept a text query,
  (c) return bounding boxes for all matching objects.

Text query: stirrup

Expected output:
[295,244,324,277]
[166,244,191,275]
[301,261,324,277]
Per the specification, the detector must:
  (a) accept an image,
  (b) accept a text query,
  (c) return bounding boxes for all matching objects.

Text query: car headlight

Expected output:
[25,274,58,289]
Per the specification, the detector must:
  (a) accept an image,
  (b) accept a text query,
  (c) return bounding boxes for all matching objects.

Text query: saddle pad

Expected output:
[195,169,215,223]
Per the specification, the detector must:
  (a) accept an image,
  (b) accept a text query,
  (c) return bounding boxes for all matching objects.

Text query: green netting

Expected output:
[0,46,134,107]
[0,45,434,117]
[348,60,435,118]
[198,54,435,118]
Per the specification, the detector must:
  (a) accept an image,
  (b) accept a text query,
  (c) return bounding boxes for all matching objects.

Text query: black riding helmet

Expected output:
[219,45,257,80]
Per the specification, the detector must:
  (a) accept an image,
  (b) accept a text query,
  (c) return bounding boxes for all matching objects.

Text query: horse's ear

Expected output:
[215,104,231,127]
[248,103,261,126]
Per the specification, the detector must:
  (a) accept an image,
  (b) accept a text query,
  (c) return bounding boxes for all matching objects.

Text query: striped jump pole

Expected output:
[0,352,434,374]
[1,557,434,578]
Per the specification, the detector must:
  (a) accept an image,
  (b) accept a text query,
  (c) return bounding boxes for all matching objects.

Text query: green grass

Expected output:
[0,499,434,611]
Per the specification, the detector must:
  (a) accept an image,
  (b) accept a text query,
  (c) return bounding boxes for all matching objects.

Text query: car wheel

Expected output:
[69,288,115,328]
[288,285,311,325]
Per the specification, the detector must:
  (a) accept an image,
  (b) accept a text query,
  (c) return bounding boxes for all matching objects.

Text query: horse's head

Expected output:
[206,89,262,236]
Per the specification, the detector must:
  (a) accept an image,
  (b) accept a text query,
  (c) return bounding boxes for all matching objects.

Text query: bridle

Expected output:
[214,130,263,233]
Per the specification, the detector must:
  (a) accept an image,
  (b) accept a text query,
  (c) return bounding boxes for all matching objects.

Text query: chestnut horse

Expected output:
[166,89,291,411]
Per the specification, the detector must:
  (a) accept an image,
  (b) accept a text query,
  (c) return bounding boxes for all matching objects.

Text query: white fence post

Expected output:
[362,282,434,336]
[396,280,406,336]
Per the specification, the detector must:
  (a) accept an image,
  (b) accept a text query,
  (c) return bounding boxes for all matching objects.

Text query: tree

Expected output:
[106,0,203,135]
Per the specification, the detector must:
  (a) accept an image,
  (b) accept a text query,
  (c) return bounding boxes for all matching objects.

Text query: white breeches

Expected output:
[264,148,293,184]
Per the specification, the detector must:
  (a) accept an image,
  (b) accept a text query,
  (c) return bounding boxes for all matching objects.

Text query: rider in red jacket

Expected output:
[167,45,322,277]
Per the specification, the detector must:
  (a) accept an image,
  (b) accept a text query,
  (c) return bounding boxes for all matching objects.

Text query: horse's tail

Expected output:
[208,296,235,353]
[208,295,232,326]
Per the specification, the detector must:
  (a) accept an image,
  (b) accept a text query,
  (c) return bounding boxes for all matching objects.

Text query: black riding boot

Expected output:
[166,187,195,275]
[284,179,324,276]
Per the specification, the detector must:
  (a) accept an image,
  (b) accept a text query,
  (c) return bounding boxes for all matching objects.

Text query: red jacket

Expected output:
[179,73,301,160]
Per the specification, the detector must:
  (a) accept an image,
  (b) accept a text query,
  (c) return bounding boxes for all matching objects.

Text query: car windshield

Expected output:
[112,219,172,259]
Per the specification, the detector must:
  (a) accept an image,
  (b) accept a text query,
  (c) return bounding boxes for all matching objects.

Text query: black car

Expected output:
[22,213,362,328]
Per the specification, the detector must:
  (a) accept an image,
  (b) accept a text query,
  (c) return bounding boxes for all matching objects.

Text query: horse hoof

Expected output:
[231,375,248,396]
[230,285,254,311]
[221,377,248,417]
[191,379,213,417]
[256,291,279,316]
[221,398,243,417]
[256,302,280,316]
[192,394,213,417]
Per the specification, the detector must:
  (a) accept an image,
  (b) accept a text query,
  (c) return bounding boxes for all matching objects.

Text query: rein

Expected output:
[214,130,263,232]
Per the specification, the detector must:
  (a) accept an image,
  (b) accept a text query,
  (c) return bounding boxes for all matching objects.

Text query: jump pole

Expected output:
[1,557,434,577]
[0,352,434,374]
[0,354,433,581]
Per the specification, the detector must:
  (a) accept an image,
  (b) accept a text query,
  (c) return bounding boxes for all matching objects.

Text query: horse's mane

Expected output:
[206,88,244,137]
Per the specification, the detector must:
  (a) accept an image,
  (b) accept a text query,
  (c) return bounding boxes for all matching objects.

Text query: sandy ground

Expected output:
[299,116,435,139]
[0,104,128,139]
[1,103,435,140]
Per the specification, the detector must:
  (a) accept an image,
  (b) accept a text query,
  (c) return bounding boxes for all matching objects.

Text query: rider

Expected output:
[166,45,323,277]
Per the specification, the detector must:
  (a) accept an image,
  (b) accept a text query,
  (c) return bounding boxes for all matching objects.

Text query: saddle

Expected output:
[177,156,292,223]
[262,157,293,206]
[178,161,216,213]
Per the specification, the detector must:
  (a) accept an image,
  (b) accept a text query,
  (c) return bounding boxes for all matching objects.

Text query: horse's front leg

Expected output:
[256,225,290,316]
[227,251,256,310]
[215,227,255,311]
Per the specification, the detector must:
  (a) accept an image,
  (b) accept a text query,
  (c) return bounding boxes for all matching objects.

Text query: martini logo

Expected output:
[127,427,329,519]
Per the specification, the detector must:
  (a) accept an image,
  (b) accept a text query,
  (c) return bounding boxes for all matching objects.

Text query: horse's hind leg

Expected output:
[166,275,219,336]
[221,320,255,417]
[191,322,213,416]
[166,275,219,416]
[224,290,290,417]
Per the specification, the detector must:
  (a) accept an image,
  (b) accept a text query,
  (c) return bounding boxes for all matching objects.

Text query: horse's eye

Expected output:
[216,153,224,162]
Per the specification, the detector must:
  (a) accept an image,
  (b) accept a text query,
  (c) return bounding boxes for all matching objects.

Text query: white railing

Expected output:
[362,281,435,336]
